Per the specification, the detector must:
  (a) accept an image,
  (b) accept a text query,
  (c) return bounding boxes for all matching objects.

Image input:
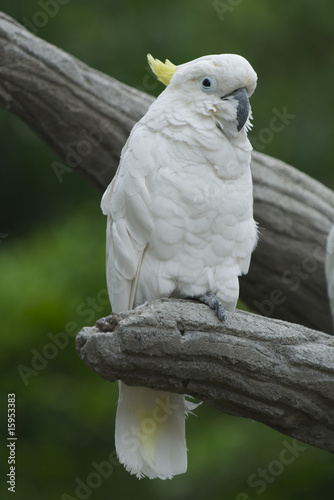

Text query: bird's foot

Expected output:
[197,291,227,322]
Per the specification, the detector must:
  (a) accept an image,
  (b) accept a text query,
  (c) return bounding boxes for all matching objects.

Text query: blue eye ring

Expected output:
[200,76,217,94]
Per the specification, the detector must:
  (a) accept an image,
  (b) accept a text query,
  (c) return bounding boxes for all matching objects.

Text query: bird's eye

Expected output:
[200,76,217,94]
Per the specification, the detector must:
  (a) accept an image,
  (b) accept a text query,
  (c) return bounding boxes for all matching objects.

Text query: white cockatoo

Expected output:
[101,53,258,479]
[325,224,334,327]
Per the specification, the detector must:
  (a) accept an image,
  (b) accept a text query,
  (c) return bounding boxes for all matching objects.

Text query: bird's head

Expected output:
[148,53,257,137]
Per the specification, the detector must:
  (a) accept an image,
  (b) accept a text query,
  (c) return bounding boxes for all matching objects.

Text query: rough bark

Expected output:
[0,12,333,332]
[242,153,334,334]
[0,12,153,189]
[76,299,334,454]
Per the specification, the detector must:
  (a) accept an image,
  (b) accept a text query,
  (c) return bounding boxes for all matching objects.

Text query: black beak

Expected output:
[222,87,250,132]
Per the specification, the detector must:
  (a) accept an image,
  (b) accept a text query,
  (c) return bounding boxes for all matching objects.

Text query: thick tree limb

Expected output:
[0,12,152,188]
[76,299,334,454]
[1,11,334,333]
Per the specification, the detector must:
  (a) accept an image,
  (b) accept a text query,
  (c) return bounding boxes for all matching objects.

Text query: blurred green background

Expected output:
[1,1,333,499]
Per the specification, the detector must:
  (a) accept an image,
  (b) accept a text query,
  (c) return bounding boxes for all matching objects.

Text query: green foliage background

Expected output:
[1,1,333,499]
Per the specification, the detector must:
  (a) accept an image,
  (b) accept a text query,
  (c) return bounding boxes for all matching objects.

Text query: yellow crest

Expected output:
[147,54,177,86]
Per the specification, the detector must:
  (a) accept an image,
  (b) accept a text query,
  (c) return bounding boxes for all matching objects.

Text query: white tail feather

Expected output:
[115,382,195,479]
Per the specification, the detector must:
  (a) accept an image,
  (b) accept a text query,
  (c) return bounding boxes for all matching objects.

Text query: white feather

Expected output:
[115,384,193,479]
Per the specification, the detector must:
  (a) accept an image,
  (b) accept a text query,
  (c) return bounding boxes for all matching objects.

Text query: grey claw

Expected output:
[197,292,227,322]
[214,300,227,322]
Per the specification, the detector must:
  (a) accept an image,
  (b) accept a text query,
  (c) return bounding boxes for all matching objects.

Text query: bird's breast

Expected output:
[146,145,255,268]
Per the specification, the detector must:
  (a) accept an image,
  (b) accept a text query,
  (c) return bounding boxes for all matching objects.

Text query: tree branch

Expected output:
[1,11,334,333]
[76,299,334,454]
[0,12,153,189]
